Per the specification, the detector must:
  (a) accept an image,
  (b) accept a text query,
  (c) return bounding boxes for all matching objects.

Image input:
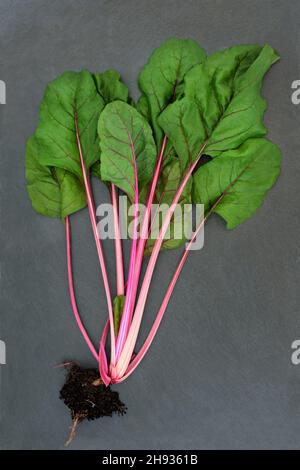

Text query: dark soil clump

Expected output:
[59,363,126,445]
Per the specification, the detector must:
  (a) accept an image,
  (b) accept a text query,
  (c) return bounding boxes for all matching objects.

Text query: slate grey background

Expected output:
[0,0,299,450]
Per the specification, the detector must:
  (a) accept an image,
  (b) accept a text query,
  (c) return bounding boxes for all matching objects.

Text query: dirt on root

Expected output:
[59,363,126,445]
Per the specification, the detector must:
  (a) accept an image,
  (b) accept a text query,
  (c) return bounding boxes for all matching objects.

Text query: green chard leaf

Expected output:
[158,44,280,170]
[136,38,206,214]
[26,136,60,218]
[193,138,281,229]
[138,38,206,147]
[93,69,129,104]
[35,70,104,178]
[26,136,86,219]
[136,95,151,122]
[91,69,130,179]
[98,100,157,201]
[144,158,192,256]
[26,70,105,219]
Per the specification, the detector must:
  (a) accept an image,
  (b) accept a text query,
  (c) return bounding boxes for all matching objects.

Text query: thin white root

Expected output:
[65,416,80,447]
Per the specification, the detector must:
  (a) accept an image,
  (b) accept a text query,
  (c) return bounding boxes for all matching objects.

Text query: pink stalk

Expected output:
[115,143,207,378]
[116,204,214,382]
[115,134,139,361]
[65,216,98,361]
[74,113,116,364]
[66,215,110,385]
[147,186,167,239]
[137,137,167,253]
[121,161,253,377]
[99,320,111,386]
[115,136,167,356]
[111,184,124,296]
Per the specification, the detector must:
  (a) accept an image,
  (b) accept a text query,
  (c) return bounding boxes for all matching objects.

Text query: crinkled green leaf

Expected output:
[136,93,177,168]
[193,138,281,229]
[139,38,206,146]
[136,95,151,122]
[92,69,130,181]
[26,136,60,218]
[26,136,86,219]
[94,69,129,104]
[159,44,279,170]
[55,169,87,220]
[159,97,207,171]
[98,101,156,200]
[35,70,104,178]
[113,295,126,335]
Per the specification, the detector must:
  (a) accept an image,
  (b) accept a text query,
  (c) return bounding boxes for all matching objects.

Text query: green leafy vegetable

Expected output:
[36,70,104,178]
[139,38,206,146]
[92,70,130,179]
[158,44,279,170]
[94,69,129,104]
[98,100,157,200]
[136,95,151,122]
[193,138,281,229]
[26,136,86,218]
[24,39,282,419]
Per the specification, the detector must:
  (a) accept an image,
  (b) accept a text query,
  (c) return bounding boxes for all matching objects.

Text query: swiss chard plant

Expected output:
[25,38,281,443]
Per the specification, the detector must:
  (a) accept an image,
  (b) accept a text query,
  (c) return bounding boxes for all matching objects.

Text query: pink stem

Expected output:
[111,184,124,296]
[65,216,98,361]
[99,320,111,386]
[134,135,167,268]
[115,144,207,378]
[115,134,139,361]
[116,206,210,382]
[146,185,167,240]
[126,154,254,375]
[137,137,167,251]
[115,137,167,360]
[74,113,116,364]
